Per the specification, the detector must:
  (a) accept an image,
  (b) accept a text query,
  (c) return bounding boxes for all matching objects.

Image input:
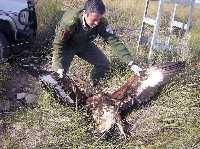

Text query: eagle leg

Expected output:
[115,115,131,139]
[116,121,126,139]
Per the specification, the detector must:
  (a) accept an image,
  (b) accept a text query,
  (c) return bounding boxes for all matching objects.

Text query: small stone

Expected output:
[17,93,27,100]
[25,94,37,104]
[0,100,11,112]
[11,88,17,92]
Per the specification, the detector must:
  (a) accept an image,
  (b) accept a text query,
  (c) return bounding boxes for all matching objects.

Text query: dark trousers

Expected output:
[52,43,110,85]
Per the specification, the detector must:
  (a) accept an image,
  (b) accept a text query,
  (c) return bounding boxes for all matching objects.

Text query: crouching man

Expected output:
[52,0,142,86]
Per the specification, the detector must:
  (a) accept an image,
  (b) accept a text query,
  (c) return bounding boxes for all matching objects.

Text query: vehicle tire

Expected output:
[0,32,10,61]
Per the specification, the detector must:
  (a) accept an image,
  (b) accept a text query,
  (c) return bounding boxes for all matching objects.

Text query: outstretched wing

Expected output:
[114,61,185,114]
[136,61,185,99]
[39,73,87,106]
[19,65,87,106]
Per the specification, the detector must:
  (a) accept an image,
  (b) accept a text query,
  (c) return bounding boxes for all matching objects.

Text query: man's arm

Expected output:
[52,11,76,72]
[98,18,142,76]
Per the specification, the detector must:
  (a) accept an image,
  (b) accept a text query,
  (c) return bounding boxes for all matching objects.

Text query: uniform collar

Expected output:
[82,15,87,28]
[80,10,96,31]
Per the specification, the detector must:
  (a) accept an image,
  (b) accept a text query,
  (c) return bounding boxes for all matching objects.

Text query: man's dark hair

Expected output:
[84,0,106,15]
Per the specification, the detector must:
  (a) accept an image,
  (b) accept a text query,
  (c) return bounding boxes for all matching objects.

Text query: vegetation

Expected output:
[0,0,199,148]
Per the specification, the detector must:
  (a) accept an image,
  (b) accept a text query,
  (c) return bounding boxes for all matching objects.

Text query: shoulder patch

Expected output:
[61,9,79,28]
[61,29,70,40]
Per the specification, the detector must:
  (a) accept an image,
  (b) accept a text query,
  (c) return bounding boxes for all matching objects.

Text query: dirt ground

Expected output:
[0,62,42,112]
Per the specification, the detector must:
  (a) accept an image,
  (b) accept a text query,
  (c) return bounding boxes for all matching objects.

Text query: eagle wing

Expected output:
[116,61,185,114]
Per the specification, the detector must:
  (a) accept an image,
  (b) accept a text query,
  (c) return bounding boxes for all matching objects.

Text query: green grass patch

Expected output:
[1,0,199,148]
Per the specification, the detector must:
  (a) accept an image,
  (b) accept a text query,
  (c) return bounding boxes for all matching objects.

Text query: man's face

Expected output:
[83,12,103,28]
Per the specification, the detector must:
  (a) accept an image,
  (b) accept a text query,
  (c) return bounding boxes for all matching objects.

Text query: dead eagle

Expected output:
[27,61,185,137]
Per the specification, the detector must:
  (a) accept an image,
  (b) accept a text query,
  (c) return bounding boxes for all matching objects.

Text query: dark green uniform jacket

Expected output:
[52,9,133,70]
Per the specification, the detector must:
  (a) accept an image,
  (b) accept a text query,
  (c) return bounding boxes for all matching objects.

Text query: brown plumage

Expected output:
[85,61,185,136]
[31,61,185,137]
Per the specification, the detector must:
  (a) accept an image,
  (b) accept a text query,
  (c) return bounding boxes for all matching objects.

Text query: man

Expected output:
[52,0,142,86]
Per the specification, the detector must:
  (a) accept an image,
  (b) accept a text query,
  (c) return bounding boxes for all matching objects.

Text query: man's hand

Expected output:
[128,61,142,76]
[57,69,64,78]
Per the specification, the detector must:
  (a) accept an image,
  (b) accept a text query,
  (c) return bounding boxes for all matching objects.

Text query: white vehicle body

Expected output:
[0,0,37,60]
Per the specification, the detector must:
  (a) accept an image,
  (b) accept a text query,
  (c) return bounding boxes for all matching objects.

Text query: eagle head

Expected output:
[86,94,120,134]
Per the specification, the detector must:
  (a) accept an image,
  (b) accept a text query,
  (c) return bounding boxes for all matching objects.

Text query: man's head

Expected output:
[83,0,106,28]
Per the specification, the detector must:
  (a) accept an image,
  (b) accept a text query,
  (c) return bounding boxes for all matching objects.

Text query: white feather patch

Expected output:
[137,68,164,95]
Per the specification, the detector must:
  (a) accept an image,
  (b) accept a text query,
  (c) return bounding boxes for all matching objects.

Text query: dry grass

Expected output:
[0,0,199,148]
